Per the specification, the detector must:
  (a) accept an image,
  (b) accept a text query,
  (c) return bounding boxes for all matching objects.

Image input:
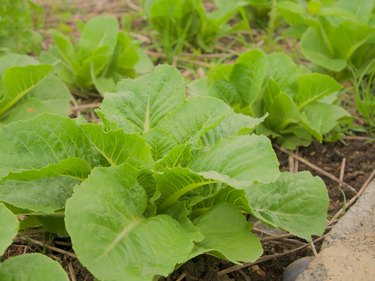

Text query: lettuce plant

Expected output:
[40,15,151,95]
[0,0,43,54]
[0,66,328,280]
[0,54,71,125]
[278,0,375,75]
[145,0,249,61]
[190,49,350,148]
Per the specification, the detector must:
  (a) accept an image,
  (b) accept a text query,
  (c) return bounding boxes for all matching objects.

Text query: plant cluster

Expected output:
[144,0,249,61]
[0,0,43,54]
[0,66,328,280]
[41,15,152,95]
[190,49,350,148]
[278,0,375,75]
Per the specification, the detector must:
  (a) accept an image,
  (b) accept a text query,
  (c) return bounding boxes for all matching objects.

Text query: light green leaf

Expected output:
[157,96,232,145]
[65,164,202,281]
[154,167,217,212]
[0,64,52,116]
[0,75,71,125]
[81,123,154,168]
[0,113,97,178]
[200,112,266,146]
[192,204,263,263]
[99,65,185,133]
[191,135,280,187]
[266,53,298,92]
[78,16,119,54]
[302,102,350,135]
[295,73,342,109]
[0,176,78,213]
[246,172,329,241]
[0,203,19,255]
[0,253,69,281]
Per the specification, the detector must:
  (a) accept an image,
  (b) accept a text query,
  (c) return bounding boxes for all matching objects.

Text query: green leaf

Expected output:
[99,65,185,133]
[78,16,119,54]
[295,73,342,109]
[81,123,154,168]
[200,112,266,146]
[65,164,202,281]
[191,135,280,187]
[0,254,69,281]
[192,204,263,263]
[0,176,78,213]
[266,53,298,92]
[0,113,96,178]
[246,172,329,241]
[157,96,232,145]
[0,64,52,116]
[0,75,71,125]
[208,49,266,108]
[0,203,19,255]
[154,167,216,212]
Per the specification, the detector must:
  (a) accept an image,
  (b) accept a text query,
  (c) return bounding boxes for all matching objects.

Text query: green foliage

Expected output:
[144,0,249,61]
[40,15,152,95]
[0,253,69,280]
[0,66,329,280]
[193,49,350,148]
[278,0,375,74]
[0,54,71,125]
[350,63,375,130]
[0,0,43,54]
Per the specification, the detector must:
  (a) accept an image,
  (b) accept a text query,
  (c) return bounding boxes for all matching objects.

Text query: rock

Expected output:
[283,256,314,281]
[295,180,375,281]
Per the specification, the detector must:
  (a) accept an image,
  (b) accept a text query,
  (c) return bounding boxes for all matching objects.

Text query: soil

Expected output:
[2,1,375,281]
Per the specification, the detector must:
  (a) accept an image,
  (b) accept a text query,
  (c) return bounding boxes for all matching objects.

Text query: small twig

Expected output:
[277,146,357,194]
[238,269,251,281]
[343,135,374,141]
[329,168,375,225]
[217,235,327,276]
[260,233,293,242]
[288,155,294,173]
[310,241,318,257]
[71,102,102,112]
[20,237,77,259]
[68,261,77,281]
[339,158,346,187]
[176,272,187,281]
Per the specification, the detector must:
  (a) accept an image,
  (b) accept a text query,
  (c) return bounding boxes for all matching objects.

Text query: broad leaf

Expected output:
[100,65,185,133]
[246,172,329,241]
[192,204,263,263]
[191,135,280,187]
[0,113,96,178]
[0,254,69,281]
[0,64,52,116]
[0,203,19,255]
[82,123,154,168]
[65,164,202,281]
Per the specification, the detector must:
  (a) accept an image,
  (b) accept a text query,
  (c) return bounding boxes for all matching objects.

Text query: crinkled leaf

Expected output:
[157,96,232,145]
[65,164,202,281]
[0,203,19,255]
[155,167,217,212]
[191,135,280,187]
[0,113,97,178]
[81,123,154,168]
[246,172,329,241]
[0,254,69,281]
[100,65,185,133]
